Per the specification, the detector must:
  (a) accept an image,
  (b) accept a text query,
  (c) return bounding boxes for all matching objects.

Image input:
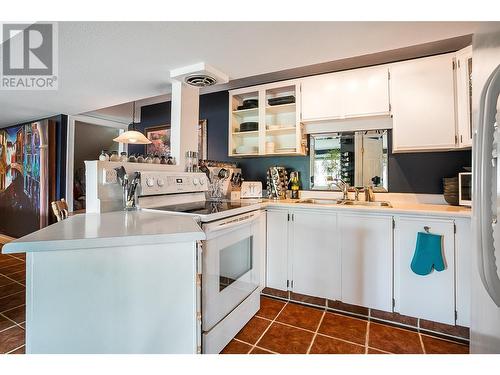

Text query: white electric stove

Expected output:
[138,171,264,354]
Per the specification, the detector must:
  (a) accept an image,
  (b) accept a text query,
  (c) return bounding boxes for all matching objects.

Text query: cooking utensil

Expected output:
[199,164,212,183]
[218,168,229,180]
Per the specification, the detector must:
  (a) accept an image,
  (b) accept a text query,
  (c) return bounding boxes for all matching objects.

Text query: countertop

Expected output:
[2,197,470,254]
[263,199,472,218]
[2,210,205,254]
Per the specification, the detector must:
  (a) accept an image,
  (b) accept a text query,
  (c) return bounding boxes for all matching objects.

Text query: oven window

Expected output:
[219,236,253,291]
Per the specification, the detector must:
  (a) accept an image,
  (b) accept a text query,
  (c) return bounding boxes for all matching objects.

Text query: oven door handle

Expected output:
[204,211,264,234]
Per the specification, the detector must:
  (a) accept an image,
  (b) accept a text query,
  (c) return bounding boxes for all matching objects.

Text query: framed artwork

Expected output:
[145,125,171,155]
[0,120,49,237]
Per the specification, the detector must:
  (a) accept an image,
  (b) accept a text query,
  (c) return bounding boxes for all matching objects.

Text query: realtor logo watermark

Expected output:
[1,22,58,90]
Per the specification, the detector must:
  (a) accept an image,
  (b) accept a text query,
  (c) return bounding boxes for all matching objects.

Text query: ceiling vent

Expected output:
[185,74,217,87]
[170,62,229,87]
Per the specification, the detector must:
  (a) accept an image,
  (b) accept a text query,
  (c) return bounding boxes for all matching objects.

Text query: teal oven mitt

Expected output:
[410,232,445,276]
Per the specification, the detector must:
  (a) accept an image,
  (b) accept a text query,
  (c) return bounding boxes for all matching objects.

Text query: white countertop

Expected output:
[2,210,205,254]
[2,196,470,254]
[264,199,472,218]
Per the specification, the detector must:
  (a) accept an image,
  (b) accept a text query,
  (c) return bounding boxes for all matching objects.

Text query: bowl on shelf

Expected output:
[268,95,295,106]
[239,122,258,132]
[236,99,258,110]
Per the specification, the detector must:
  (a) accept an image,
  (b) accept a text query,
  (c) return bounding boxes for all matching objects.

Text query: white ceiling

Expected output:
[0,21,482,127]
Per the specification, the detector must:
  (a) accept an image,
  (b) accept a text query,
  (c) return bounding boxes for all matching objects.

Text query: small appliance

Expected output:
[240,181,263,198]
[459,172,472,207]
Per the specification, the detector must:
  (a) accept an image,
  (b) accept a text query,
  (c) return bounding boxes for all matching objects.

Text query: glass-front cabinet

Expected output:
[229,81,306,157]
[310,130,389,191]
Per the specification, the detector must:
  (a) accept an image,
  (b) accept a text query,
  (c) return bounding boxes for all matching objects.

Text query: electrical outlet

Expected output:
[103,168,118,184]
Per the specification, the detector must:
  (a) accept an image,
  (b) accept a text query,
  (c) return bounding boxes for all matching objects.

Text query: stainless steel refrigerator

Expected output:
[471,22,500,353]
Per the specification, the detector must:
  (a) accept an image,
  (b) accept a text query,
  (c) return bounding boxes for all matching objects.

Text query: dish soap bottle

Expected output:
[290,171,300,200]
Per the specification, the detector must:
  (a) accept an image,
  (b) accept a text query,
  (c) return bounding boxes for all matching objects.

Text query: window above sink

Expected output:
[310,130,389,192]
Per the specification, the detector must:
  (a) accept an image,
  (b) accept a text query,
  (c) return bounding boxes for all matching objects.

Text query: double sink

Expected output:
[296,198,392,208]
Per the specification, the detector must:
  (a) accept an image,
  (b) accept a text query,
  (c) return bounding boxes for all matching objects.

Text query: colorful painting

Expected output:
[145,125,170,156]
[0,121,48,238]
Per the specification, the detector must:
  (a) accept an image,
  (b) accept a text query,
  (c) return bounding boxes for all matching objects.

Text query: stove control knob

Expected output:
[193,178,199,185]
[146,177,155,187]
[157,178,165,187]
[199,178,205,185]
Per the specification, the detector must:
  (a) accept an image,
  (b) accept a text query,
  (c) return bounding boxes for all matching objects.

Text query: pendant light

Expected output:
[113,101,151,144]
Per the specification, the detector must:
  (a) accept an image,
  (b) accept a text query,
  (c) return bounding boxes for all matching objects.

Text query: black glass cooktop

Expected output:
[151,200,259,216]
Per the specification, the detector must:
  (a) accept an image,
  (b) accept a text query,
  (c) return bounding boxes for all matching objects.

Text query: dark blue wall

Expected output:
[128,101,172,156]
[135,92,471,194]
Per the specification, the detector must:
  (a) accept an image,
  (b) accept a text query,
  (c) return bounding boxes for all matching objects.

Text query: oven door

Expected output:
[201,210,264,332]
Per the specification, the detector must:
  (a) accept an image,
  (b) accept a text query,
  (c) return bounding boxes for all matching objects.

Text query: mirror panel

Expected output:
[310,130,388,192]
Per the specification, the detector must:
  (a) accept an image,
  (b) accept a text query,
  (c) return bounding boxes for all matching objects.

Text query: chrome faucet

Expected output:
[334,178,350,200]
[354,187,363,201]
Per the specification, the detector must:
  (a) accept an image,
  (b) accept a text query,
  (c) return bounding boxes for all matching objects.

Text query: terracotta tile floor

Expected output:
[221,296,470,354]
[0,248,471,356]
[0,248,26,354]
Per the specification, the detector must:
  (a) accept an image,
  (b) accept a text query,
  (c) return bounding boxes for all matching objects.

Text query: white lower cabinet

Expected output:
[266,209,340,299]
[394,216,456,325]
[291,210,340,300]
[266,209,289,291]
[266,208,470,327]
[339,214,393,312]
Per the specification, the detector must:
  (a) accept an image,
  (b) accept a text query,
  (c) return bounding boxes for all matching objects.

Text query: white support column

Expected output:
[170,81,199,171]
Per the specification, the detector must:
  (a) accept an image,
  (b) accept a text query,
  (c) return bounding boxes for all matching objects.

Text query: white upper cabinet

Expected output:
[455,46,473,148]
[342,66,390,118]
[301,66,390,121]
[390,53,457,153]
[301,73,344,121]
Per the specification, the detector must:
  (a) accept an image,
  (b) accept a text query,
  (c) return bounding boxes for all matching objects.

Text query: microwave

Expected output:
[459,172,472,207]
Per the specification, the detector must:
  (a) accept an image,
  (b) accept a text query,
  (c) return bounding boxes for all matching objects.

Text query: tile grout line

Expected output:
[365,310,371,354]
[0,273,26,287]
[249,300,289,354]
[267,294,469,345]
[0,311,25,331]
[419,333,426,354]
[257,311,372,349]
[306,309,326,354]
[6,344,25,354]
[7,254,25,263]
[233,338,279,354]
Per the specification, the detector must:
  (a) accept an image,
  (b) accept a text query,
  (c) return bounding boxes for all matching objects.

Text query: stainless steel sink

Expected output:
[296,199,392,208]
[339,200,392,207]
[295,198,343,205]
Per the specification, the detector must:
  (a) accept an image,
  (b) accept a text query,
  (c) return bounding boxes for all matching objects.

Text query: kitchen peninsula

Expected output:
[2,210,204,354]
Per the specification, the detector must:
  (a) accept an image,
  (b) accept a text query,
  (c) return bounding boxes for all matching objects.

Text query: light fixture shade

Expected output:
[113,130,151,144]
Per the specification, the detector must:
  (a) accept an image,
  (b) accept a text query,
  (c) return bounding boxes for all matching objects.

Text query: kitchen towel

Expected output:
[410,232,445,276]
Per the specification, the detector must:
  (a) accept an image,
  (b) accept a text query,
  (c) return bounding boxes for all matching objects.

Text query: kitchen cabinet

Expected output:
[266,208,340,300]
[301,73,344,121]
[291,210,340,300]
[228,81,306,157]
[339,213,393,311]
[394,216,456,325]
[455,46,473,149]
[301,65,390,121]
[390,53,457,152]
[266,209,289,291]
